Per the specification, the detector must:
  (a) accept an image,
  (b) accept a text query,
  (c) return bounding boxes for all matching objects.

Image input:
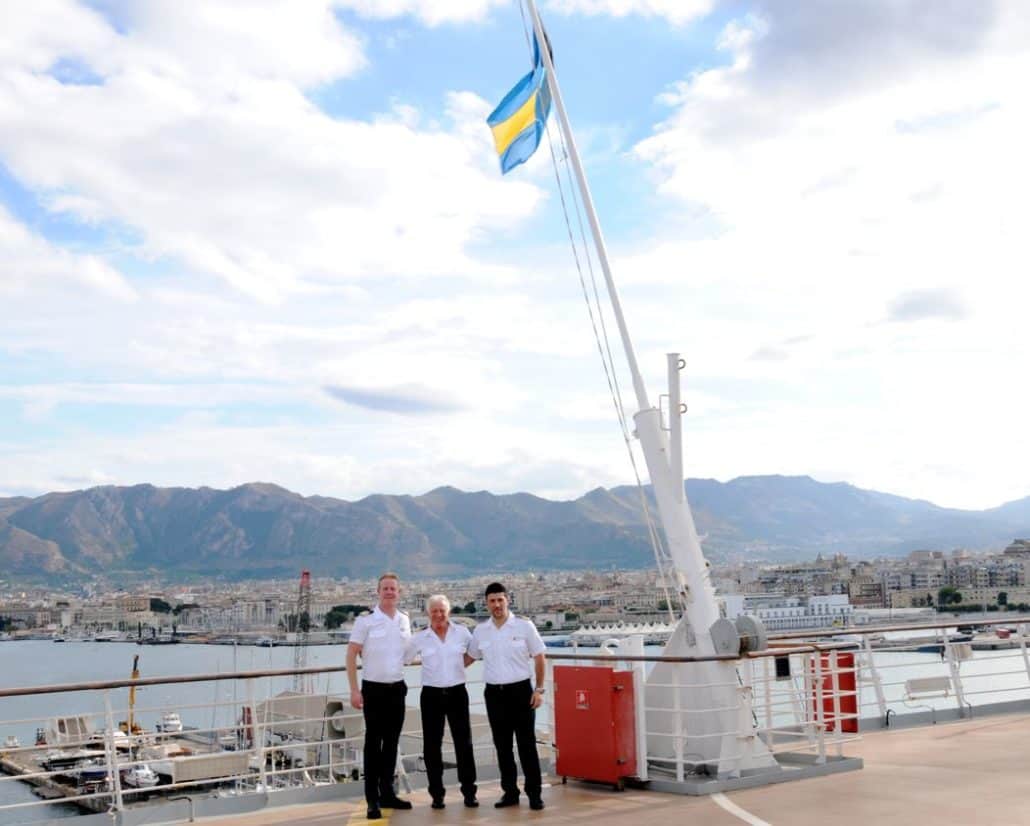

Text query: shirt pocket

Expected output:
[369,626,389,640]
[512,637,529,656]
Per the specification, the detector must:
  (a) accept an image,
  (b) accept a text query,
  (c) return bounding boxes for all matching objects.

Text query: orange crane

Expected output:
[292,570,313,693]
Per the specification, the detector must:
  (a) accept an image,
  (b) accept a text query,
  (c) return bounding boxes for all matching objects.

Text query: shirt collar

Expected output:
[374,605,400,622]
[427,621,452,637]
[491,612,516,631]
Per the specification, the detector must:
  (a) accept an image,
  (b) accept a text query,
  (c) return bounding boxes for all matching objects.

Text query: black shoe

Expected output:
[431,797,445,810]
[494,795,520,808]
[464,796,479,808]
[381,796,413,810]
[366,807,382,820]
[529,797,545,811]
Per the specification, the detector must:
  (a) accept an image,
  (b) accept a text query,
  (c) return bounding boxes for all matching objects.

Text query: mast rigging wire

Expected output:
[516,0,679,622]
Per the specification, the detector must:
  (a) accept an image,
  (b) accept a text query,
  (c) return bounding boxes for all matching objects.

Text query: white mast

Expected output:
[523,0,717,646]
[523,0,776,776]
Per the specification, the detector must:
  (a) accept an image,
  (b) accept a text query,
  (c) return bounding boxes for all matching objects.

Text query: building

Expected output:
[722,594,853,631]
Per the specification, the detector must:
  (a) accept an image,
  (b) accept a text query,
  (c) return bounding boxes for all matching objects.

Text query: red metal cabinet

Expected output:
[809,651,858,733]
[554,665,637,787]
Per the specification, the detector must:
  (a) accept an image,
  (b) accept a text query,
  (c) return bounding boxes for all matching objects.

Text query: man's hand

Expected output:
[529,691,543,710]
[350,689,364,710]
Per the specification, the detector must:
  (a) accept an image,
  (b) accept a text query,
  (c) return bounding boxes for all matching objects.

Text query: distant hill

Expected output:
[0,476,1027,581]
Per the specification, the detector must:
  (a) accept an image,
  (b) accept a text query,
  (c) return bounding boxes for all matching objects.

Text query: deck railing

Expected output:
[3,616,1030,819]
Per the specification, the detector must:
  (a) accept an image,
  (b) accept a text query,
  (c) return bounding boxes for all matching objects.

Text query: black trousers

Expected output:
[420,684,477,800]
[361,680,407,806]
[484,679,541,799]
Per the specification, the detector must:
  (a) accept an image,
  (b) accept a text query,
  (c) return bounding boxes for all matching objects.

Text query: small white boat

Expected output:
[88,728,130,750]
[121,763,159,788]
[156,712,183,734]
[3,735,20,749]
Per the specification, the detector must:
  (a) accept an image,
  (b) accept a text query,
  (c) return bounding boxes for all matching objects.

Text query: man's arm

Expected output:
[347,641,364,709]
[530,652,546,708]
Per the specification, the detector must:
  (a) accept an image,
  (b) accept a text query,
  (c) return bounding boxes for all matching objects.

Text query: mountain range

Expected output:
[1,476,1028,582]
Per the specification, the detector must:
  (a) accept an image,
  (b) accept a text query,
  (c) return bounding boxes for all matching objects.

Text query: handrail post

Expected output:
[250,678,268,793]
[813,651,826,764]
[673,663,684,782]
[103,689,125,812]
[941,629,967,717]
[762,655,775,753]
[830,650,843,758]
[735,661,756,775]
[863,634,887,720]
[1017,623,1030,686]
[798,653,814,745]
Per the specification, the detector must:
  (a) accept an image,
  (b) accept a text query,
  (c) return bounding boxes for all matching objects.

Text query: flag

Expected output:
[487,36,552,174]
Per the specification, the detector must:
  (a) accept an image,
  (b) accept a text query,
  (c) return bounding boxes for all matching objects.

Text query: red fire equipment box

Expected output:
[554,665,637,789]
[809,651,858,733]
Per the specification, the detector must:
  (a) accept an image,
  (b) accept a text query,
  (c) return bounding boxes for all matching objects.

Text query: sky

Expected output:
[0,0,1027,511]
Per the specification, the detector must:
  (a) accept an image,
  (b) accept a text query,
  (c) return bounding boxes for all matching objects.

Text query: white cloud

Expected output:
[625,0,1030,508]
[2,1,1029,514]
[0,1,543,302]
[336,0,712,26]
[337,0,508,26]
[545,0,714,25]
[0,206,137,301]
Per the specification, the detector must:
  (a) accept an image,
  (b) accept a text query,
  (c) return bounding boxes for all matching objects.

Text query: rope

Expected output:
[516,1,679,621]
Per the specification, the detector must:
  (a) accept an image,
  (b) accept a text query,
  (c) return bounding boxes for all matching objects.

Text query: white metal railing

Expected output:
[4,617,1030,817]
[547,644,859,783]
[0,664,523,820]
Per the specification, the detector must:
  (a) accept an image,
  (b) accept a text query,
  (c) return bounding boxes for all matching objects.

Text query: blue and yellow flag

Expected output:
[487,37,552,174]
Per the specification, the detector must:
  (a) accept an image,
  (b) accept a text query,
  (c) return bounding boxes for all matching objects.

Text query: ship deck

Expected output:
[201,711,1030,826]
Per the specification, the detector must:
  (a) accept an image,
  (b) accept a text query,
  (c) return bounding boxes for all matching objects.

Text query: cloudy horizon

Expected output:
[1,0,1027,511]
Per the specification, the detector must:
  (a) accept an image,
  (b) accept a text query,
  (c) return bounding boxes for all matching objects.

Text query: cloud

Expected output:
[0,1,543,302]
[750,346,789,362]
[2,1,1029,514]
[545,0,714,25]
[0,206,137,301]
[887,289,969,323]
[337,0,714,26]
[622,0,1030,509]
[337,0,507,26]
[324,384,464,414]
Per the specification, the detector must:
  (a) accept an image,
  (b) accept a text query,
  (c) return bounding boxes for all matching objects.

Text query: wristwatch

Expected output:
[534,687,546,695]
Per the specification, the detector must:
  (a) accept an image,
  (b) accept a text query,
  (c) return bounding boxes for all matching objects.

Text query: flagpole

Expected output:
[518,1,782,778]
[523,0,651,415]
[522,0,725,645]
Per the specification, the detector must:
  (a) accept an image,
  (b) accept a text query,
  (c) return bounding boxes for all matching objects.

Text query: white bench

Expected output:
[904,676,952,699]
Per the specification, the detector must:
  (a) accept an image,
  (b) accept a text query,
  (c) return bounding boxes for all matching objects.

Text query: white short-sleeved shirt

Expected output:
[406,622,472,688]
[469,613,545,686]
[350,606,412,683]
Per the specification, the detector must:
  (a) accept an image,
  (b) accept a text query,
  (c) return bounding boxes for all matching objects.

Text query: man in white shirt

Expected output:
[347,572,413,820]
[405,594,478,809]
[468,581,547,811]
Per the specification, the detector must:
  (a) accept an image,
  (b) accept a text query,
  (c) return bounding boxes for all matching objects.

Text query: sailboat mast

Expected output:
[523,0,650,415]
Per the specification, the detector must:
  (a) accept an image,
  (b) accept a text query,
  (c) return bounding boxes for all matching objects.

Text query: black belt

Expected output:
[486,679,531,691]
[362,679,406,687]
[422,683,466,693]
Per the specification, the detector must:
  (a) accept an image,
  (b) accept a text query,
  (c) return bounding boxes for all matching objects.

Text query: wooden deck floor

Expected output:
[199,712,1030,826]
